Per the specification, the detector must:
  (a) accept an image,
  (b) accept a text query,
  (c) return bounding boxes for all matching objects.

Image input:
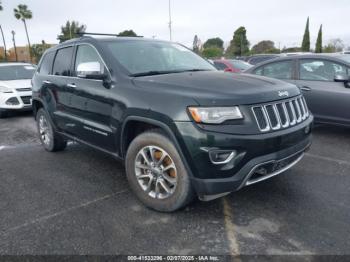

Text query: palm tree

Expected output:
[14,4,32,61]
[0,1,7,61]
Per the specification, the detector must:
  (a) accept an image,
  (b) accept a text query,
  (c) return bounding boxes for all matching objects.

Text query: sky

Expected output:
[0,0,349,50]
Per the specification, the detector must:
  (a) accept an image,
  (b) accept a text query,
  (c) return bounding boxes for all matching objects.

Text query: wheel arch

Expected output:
[120,116,194,178]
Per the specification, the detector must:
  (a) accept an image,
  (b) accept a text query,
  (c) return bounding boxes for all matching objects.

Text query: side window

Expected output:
[299,59,348,81]
[214,62,228,71]
[262,61,293,80]
[74,45,105,76]
[38,52,55,75]
[254,67,263,76]
[52,47,74,76]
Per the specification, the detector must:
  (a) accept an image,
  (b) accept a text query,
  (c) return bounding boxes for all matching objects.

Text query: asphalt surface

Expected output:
[0,112,349,255]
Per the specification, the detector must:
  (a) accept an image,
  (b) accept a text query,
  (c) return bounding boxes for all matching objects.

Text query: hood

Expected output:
[0,79,32,90]
[132,71,300,106]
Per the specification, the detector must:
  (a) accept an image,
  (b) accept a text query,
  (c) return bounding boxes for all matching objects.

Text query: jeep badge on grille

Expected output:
[278,91,289,97]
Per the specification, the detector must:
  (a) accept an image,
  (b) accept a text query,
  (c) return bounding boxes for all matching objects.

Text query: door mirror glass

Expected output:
[76,62,105,79]
[334,73,349,82]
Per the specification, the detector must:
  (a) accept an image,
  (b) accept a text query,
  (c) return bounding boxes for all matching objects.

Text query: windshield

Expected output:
[104,40,216,76]
[0,65,36,81]
[228,60,252,70]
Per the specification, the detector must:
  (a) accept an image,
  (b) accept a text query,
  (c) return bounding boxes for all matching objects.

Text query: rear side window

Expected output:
[258,61,293,80]
[39,52,55,75]
[52,47,74,76]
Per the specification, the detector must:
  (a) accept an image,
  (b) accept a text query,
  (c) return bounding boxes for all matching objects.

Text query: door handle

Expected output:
[43,80,51,84]
[67,83,77,88]
[299,86,312,91]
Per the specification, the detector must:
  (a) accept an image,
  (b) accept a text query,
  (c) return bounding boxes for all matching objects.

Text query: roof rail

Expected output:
[76,32,144,38]
[77,32,118,37]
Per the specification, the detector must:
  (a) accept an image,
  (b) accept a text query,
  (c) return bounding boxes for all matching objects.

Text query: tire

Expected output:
[0,109,7,118]
[36,108,67,152]
[125,129,194,212]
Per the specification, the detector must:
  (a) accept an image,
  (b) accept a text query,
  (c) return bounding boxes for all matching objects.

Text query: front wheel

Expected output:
[125,130,194,212]
[36,108,67,152]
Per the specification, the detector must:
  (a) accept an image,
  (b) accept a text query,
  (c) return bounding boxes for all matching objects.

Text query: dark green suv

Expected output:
[32,35,313,211]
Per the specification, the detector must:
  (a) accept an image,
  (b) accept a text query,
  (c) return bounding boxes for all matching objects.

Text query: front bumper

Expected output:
[174,115,313,197]
[0,90,32,110]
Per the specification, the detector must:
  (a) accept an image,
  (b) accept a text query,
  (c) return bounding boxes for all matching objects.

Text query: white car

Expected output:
[0,63,36,118]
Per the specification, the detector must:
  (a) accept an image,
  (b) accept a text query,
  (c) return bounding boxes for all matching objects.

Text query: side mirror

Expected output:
[334,74,349,83]
[224,68,233,72]
[77,62,106,80]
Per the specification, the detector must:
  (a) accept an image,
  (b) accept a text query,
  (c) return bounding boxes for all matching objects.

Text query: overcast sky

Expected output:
[0,0,349,49]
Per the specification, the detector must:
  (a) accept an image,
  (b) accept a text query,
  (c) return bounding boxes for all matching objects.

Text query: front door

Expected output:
[296,58,350,125]
[70,44,115,152]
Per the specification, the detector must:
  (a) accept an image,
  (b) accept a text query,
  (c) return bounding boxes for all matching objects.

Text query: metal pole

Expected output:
[11,30,18,62]
[168,0,172,41]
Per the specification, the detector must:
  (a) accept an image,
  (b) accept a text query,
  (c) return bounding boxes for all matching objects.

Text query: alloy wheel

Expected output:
[134,145,177,199]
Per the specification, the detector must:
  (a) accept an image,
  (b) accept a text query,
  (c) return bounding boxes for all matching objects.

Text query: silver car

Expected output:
[245,54,350,127]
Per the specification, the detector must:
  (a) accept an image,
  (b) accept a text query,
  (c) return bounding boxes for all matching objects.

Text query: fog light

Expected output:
[304,124,311,134]
[209,150,237,165]
[5,97,19,105]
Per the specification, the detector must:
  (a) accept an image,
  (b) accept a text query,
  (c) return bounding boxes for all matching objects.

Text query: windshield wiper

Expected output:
[130,69,212,77]
[130,70,182,77]
[178,69,211,72]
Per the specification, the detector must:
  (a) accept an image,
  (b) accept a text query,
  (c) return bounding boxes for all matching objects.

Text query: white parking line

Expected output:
[222,197,240,256]
[1,189,128,236]
[305,153,350,166]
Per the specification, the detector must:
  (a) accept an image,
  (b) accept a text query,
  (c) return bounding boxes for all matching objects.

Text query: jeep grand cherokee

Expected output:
[32,36,313,212]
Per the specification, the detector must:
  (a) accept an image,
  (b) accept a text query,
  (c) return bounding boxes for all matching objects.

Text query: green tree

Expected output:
[251,40,279,54]
[117,30,138,37]
[0,1,7,61]
[203,37,224,49]
[57,21,86,43]
[192,35,200,53]
[201,46,223,58]
[323,38,344,53]
[14,4,32,61]
[301,17,310,52]
[31,40,52,63]
[226,26,250,57]
[315,25,323,53]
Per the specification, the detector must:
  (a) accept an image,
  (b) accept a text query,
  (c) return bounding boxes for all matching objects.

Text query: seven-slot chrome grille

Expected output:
[252,96,309,132]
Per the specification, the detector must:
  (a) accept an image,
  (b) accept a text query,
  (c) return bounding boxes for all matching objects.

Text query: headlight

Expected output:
[188,106,243,124]
[0,86,13,93]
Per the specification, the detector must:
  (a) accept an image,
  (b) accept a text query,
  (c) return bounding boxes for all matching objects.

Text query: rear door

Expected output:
[50,46,76,134]
[296,58,350,125]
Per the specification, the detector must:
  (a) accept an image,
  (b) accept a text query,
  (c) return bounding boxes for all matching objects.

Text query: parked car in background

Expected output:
[244,54,281,65]
[213,59,252,72]
[245,54,350,127]
[0,63,36,118]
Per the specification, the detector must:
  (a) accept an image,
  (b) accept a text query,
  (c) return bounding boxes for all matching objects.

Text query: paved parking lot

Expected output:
[0,112,349,255]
